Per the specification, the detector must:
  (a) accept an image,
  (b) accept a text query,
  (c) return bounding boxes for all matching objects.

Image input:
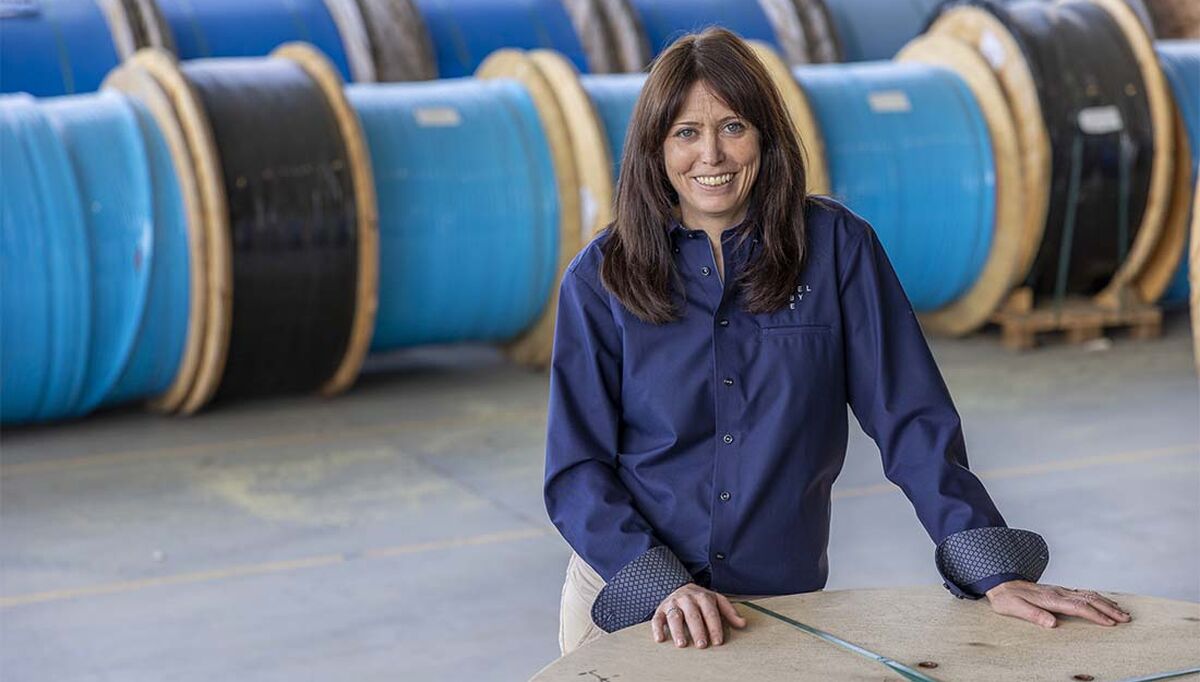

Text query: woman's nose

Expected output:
[700,132,724,165]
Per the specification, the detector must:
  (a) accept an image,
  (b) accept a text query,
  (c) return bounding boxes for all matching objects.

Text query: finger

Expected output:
[651,611,666,643]
[1075,592,1131,622]
[716,595,748,628]
[993,594,1057,628]
[696,594,725,646]
[679,599,709,648]
[1041,593,1116,626]
[1064,588,1127,616]
[666,606,688,647]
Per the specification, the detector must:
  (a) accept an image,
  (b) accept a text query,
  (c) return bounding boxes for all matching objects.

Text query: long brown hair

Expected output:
[599,27,810,324]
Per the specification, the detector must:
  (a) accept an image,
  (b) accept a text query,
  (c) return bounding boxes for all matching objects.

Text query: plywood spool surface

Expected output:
[533,586,1200,681]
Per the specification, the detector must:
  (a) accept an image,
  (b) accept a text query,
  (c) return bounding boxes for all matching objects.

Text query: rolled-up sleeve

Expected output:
[544,263,693,631]
[837,219,1049,599]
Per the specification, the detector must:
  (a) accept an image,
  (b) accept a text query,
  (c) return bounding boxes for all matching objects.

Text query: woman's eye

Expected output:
[724,121,745,134]
[675,128,696,139]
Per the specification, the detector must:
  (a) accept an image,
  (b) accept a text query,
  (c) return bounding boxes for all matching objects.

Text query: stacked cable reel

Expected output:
[926,0,1177,332]
[561,0,844,74]
[102,45,379,414]
[0,0,171,96]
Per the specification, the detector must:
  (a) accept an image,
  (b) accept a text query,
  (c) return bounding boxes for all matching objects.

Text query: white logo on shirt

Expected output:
[790,285,812,309]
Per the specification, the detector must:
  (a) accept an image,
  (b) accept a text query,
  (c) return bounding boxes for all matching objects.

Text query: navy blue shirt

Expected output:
[544,198,1047,632]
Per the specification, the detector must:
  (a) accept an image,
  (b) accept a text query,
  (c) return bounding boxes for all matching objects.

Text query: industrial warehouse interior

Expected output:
[1,1,1198,681]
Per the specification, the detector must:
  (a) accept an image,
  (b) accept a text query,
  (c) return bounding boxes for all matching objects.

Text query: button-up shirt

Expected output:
[544,198,1047,632]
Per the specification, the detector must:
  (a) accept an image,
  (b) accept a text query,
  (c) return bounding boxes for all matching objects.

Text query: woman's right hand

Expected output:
[651,582,748,648]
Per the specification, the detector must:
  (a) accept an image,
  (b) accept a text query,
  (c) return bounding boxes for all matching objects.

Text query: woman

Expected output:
[544,28,1130,655]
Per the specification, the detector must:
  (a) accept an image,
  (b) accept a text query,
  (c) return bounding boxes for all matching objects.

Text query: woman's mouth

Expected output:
[692,172,736,188]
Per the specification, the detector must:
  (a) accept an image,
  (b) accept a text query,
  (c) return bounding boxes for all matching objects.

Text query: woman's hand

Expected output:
[651,582,748,648]
[985,580,1132,628]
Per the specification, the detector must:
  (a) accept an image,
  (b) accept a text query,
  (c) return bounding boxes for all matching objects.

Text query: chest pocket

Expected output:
[759,323,831,338]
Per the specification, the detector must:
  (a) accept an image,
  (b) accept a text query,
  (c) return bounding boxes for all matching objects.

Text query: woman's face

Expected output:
[662,80,761,232]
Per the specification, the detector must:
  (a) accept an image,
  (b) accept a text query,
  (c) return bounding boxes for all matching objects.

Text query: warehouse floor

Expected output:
[2,314,1197,682]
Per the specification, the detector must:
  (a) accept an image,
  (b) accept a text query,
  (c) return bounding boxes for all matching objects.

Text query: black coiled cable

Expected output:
[182,58,359,399]
[938,0,1156,297]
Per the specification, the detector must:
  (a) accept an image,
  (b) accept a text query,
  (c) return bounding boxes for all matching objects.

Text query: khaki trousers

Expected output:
[558,552,608,655]
[557,552,768,656]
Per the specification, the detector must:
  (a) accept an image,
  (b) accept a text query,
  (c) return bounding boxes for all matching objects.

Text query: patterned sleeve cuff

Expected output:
[590,545,694,633]
[936,527,1049,600]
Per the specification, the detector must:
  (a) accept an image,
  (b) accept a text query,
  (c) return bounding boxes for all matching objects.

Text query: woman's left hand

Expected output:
[985,580,1132,628]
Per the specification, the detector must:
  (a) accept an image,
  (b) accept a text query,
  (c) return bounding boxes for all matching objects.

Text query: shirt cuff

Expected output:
[935,527,1049,600]
[590,545,694,632]
[964,572,1026,597]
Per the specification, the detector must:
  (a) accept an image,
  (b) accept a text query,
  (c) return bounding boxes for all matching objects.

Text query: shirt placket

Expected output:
[704,231,741,584]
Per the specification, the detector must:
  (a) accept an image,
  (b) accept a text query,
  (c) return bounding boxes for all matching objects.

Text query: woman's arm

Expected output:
[544,263,693,633]
[835,213,1126,626]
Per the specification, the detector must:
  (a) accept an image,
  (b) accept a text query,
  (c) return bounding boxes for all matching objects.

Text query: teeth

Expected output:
[695,173,734,187]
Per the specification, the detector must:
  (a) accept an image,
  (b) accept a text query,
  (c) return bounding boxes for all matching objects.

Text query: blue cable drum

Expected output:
[154,0,357,81]
[40,92,156,417]
[346,79,559,350]
[412,0,588,78]
[793,62,996,311]
[103,96,191,406]
[579,73,645,182]
[625,0,782,60]
[0,95,91,424]
[1157,42,1198,303]
[822,0,944,62]
[0,0,122,96]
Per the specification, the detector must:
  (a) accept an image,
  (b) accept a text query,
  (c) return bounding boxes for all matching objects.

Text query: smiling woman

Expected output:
[543,27,1124,659]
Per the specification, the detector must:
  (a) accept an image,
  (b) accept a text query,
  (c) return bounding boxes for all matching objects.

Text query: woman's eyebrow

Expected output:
[671,115,742,127]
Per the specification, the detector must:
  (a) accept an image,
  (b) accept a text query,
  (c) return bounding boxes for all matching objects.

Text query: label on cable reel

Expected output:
[0,0,40,19]
[414,107,462,127]
[979,30,1006,69]
[868,90,912,113]
[1077,105,1124,135]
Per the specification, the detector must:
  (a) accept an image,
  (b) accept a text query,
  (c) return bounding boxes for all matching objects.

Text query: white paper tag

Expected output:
[1077,105,1123,134]
[979,30,1006,69]
[868,90,912,113]
[0,0,40,18]
[414,107,462,127]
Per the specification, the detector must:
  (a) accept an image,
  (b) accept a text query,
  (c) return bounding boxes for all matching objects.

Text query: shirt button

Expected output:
[722,433,734,444]
[673,246,680,254]
[701,266,711,276]
[723,377,734,386]
[715,553,726,561]
[719,491,731,502]
[718,319,729,327]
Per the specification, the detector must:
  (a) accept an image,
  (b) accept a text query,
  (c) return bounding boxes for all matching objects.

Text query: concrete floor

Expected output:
[2,314,1198,681]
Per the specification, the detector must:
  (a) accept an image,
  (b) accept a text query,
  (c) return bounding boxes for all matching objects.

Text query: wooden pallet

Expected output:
[988,287,1163,351]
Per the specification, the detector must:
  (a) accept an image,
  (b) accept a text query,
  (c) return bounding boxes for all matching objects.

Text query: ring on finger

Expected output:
[666,606,682,617]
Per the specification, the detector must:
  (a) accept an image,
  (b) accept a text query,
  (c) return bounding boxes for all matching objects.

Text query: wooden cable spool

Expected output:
[105,45,377,413]
[1144,0,1200,39]
[561,0,623,74]
[925,5,1051,286]
[1135,43,1196,304]
[759,0,811,66]
[792,0,842,63]
[476,49,583,369]
[1087,0,1174,307]
[349,0,436,81]
[534,586,1200,681]
[1191,173,1200,371]
[747,42,830,195]
[898,34,1029,336]
[594,0,652,73]
[928,0,1174,307]
[102,61,208,414]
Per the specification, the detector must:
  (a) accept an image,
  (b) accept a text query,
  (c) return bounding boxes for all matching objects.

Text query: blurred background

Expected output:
[1,0,1197,679]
